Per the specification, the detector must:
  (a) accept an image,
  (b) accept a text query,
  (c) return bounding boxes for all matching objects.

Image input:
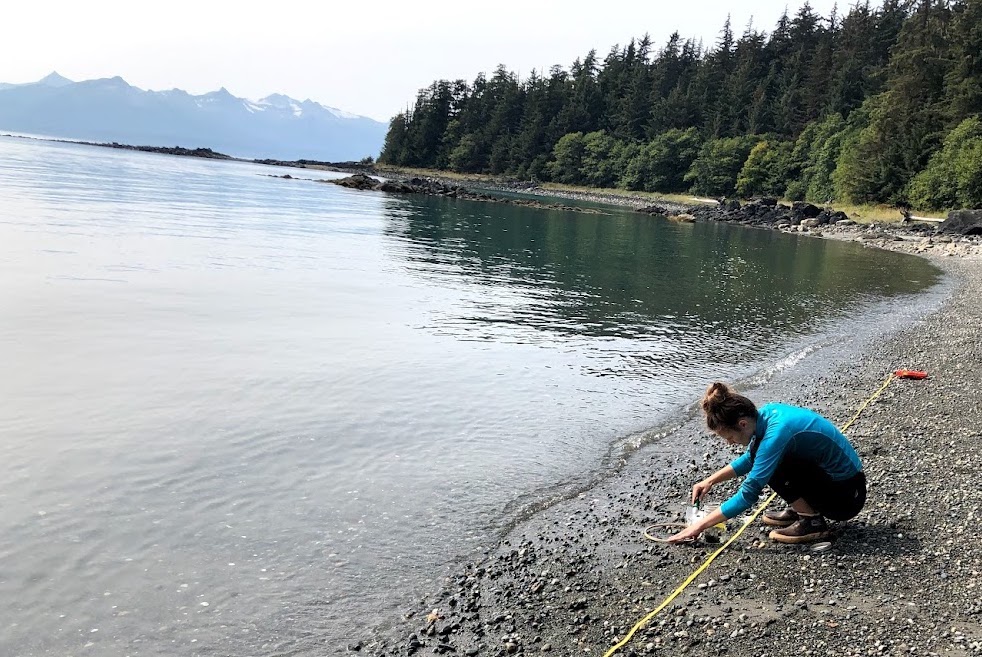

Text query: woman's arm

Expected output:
[691,465,737,503]
[664,466,738,544]
[667,506,727,543]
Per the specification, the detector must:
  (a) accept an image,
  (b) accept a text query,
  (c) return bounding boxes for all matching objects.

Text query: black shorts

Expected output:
[768,456,867,521]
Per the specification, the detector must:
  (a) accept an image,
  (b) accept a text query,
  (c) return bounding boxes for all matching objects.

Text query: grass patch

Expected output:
[534,182,702,205]
[835,203,945,225]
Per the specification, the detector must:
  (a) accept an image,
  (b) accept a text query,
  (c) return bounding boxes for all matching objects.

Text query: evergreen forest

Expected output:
[379,0,982,210]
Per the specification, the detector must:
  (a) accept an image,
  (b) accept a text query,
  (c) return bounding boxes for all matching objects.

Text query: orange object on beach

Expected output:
[894,369,928,379]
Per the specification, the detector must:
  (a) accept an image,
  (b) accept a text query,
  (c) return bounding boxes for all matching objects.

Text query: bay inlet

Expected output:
[0,135,940,654]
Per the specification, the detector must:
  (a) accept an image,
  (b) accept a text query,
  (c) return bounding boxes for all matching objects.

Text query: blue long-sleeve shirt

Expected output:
[719,403,863,518]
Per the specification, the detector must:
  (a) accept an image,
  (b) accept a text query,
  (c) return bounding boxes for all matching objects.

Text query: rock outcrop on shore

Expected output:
[691,198,852,228]
[665,197,981,259]
[940,209,982,235]
[326,174,609,215]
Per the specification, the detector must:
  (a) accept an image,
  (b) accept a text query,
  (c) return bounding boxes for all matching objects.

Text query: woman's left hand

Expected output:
[667,524,702,544]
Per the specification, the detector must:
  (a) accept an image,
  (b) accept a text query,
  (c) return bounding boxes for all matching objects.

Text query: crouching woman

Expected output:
[669,382,866,544]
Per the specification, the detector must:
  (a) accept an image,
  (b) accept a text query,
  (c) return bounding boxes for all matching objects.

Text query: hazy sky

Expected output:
[2,1,843,122]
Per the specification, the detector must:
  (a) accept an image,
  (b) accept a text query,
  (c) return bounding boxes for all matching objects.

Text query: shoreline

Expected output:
[5,132,978,258]
[365,170,982,260]
[319,166,982,260]
[361,253,982,655]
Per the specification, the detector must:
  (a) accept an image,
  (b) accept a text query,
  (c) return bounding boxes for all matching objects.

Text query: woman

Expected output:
[668,382,866,544]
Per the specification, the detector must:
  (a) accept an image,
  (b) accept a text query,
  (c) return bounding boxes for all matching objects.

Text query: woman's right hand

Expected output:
[691,479,713,504]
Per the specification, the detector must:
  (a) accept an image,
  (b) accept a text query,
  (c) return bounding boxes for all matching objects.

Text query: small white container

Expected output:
[684,505,708,525]
[685,505,727,541]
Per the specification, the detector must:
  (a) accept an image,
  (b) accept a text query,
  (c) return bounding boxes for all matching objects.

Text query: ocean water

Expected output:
[0,136,940,655]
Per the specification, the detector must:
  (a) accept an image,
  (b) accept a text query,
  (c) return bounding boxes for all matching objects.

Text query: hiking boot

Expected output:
[762,507,800,528]
[768,515,830,544]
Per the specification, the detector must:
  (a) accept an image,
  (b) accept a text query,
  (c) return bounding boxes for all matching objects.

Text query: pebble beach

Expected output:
[357,183,982,656]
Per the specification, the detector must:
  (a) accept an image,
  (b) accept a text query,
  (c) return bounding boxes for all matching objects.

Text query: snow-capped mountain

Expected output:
[0,72,387,161]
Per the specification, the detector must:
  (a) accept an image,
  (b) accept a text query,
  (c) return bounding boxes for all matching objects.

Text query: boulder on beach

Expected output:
[806,209,848,227]
[939,209,982,235]
[791,201,822,220]
[638,205,670,215]
[377,180,415,193]
[332,173,380,190]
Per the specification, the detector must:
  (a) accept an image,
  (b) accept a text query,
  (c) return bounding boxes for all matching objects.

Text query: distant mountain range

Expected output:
[0,72,387,161]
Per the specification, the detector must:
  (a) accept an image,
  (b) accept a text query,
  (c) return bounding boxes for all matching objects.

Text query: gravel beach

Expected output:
[359,232,982,656]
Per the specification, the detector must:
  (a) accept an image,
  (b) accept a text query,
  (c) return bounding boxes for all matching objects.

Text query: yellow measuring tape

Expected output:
[602,373,896,657]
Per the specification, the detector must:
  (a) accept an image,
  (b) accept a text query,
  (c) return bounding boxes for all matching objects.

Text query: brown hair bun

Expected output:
[701,381,757,431]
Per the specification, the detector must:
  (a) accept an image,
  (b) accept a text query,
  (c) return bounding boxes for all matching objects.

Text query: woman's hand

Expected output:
[691,478,714,504]
[667,523,703,544]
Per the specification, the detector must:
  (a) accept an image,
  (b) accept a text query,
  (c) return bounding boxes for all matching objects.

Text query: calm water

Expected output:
[0,136,939,655]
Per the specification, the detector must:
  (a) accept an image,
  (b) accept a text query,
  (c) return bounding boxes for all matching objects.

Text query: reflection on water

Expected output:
[0,136,939,656]
[383,194,936,378]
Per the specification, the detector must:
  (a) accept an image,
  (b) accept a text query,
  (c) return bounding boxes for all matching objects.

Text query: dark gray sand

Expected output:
[361,253,982,657]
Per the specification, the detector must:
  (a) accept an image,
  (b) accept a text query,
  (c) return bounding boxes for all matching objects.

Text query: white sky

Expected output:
[1,1,844,122]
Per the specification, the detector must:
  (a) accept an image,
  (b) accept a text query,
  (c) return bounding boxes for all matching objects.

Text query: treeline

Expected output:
[380,0,982,210]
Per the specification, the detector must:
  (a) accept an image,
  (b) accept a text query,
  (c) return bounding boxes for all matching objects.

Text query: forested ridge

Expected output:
[380,0,982,210]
